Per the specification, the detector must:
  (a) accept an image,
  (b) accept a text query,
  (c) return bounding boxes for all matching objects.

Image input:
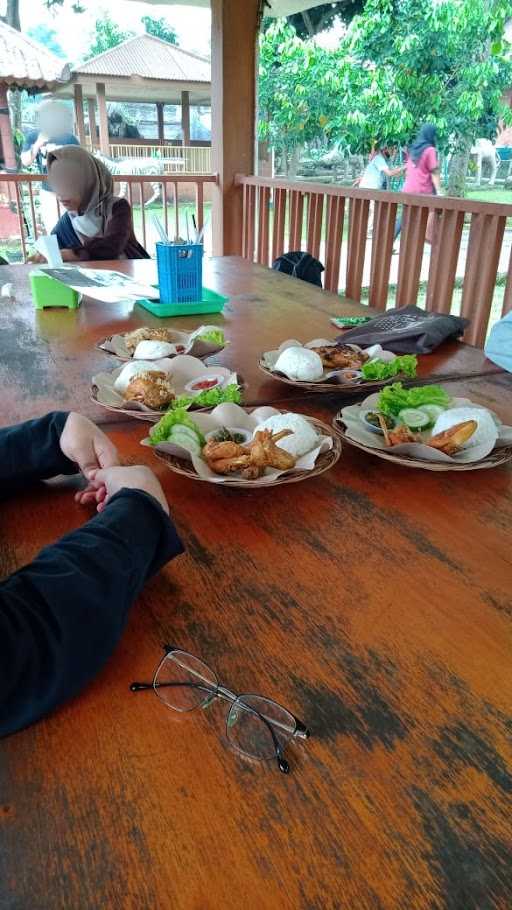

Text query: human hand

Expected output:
[26,252,47,264]
[79,466,170,516]
[61,412,119,480]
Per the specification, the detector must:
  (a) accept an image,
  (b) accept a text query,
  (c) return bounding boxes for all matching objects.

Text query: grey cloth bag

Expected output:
[337,305,469,354]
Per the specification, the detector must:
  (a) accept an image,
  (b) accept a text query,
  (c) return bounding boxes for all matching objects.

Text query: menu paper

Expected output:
[40,267,159,303]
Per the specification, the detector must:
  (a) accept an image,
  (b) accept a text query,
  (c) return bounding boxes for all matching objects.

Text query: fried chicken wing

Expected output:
[427,420,477,456]
[124,327,173,352]
[309,344,367,371]
[383,424,420,447]
[202,428,297,478]
[124,371,175,409]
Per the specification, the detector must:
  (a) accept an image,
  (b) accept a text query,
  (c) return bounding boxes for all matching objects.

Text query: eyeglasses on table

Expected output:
[130,645,310,774]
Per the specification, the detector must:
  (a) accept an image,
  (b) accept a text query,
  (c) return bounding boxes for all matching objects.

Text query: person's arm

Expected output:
[0,486,183,738]
[427,147,441,194]
[72,199,134,262]
[0,412,76,496]
[20,132,46,168]
[382,164,406,178]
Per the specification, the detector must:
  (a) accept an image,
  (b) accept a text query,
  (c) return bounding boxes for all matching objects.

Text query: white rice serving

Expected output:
[114,360,164,392]
[254,413,318,456]
[274,346,324,381]
[133,340,176,360]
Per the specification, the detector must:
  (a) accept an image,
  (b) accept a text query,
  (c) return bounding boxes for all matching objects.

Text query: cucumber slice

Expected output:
[170,431,202,456]
[169,425,202,445]
[398,408,430,430]
[419,404,446,424]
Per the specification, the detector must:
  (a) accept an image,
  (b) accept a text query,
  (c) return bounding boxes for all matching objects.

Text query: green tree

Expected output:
[259,22,342,175]
[87,14,134,58]
[329,0,512,195]
[141,16,178,45]
[286,1,363,38]
[27,24,66,58]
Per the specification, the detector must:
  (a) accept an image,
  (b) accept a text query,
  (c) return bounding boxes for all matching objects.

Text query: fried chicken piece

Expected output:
[384,424,420,447]
[427,420,477,456]
[202,429,296,478]
[124,327,173,353]
[124,371,175,409]
[310,345,367,371]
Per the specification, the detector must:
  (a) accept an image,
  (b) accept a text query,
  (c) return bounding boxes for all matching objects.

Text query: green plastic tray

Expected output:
[136,286,227,318]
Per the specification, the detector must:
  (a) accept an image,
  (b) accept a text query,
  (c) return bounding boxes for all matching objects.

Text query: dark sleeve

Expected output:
[0,489,184,738]
[0,412,76,497]
[73,199,134,261]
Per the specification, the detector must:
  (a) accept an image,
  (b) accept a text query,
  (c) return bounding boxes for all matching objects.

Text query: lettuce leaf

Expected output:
[171,383,242,411]
[361,354,417,381]
[198,329,225,346]
[149,408,205,446]
[378,382,452,417]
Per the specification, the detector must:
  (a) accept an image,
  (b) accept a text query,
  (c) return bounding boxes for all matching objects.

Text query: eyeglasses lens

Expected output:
[226,695,296,760]
[153,650,218,712]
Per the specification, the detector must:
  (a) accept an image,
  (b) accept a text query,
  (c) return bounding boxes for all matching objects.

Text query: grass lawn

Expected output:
[466,188,512,205]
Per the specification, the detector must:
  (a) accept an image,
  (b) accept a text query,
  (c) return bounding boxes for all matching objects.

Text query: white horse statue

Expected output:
[469,139,500,186]
[93,151,170,207]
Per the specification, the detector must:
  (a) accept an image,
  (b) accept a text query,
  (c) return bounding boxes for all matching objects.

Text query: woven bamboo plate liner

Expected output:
[258,360,402,394]
[153,416,342,488]
[332,414,512,472]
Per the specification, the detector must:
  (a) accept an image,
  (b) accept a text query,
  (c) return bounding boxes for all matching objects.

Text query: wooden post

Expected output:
[0,85,17,170]
[181,91,190,146]
[73,84,86,146]
[96,82,109,155]
[156,102,165,142]
[211,0,259,256]
[87,98,97,148]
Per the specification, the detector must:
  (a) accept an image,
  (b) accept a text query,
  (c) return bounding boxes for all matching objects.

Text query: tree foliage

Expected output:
[286,1,363,37]
[87,14,134,58]
[141,16,178,45]
[329,0,512,154]
[27,24,66,57]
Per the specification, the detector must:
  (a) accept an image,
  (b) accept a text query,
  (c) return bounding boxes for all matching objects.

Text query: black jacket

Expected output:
[0,412,183,738]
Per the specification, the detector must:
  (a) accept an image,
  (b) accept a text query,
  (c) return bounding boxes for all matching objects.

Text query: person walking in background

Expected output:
[354,144,405,236]
[21,100,79,234]
[394,124,441,246]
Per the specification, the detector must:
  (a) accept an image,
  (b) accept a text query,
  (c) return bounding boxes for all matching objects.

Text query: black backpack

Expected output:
[272,251,324,288]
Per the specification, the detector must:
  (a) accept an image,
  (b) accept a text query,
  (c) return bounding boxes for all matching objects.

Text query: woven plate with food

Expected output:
[142,403,341,487]
[91,354,242,422]
[259,338,418,392]
[333,382,512,472]
[97,324,227,362]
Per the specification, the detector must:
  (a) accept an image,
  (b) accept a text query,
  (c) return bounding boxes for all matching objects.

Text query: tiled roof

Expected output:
[0,21,70,89]
[76,34,210,83]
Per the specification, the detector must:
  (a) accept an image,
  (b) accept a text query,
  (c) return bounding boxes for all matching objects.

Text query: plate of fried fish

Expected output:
[91,355,242,421]
[259,338,418,391]
[97,324,227,362]
[333,383,512,471]
[142,404,341,487]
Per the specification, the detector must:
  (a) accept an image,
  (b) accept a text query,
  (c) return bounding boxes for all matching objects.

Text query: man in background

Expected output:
[21,100,79,233]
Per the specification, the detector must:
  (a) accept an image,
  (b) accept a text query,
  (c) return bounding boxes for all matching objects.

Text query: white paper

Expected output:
[39,267,159,303]
[36,235,63,267]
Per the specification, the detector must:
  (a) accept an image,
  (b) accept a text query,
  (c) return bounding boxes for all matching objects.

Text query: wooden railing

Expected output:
[85,142,212,174]
[237,175,512,347]
[0,173,217,260]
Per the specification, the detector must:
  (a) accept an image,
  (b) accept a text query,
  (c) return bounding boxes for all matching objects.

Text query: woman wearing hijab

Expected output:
[394,124,441,243]
[29,146,149,262]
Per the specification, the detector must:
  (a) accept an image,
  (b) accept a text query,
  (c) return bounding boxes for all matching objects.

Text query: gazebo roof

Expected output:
[54,34,211,105]
[122,0,330,13]
[0,20,70,91]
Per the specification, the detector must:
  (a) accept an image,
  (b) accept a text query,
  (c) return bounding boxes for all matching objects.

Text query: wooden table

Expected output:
[1,261,511,910]
[0,257,502,427]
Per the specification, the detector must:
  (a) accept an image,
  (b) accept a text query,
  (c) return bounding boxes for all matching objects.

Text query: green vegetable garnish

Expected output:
[149,408,205,446]
[377,382,452,417]
[170,383,242,411]
[198,329,225,346]
[361,355,417,381]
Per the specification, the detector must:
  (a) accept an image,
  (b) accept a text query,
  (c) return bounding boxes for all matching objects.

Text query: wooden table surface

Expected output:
[0,256,502,428]
[1,260,511,910]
